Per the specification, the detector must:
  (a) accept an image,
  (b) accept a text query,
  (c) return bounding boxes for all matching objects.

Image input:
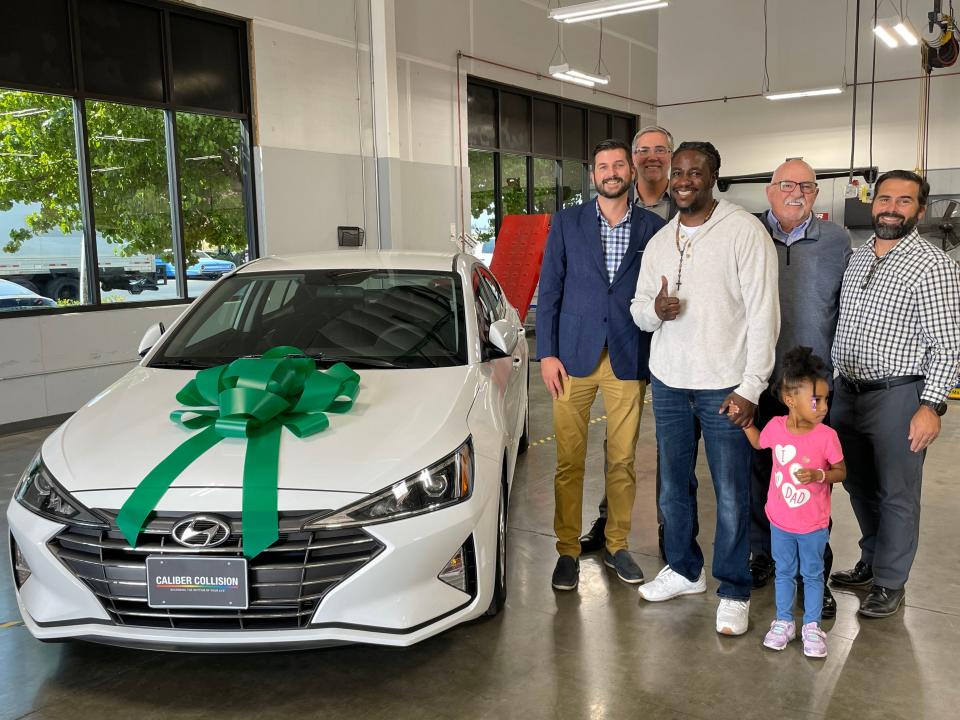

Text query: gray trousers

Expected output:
[831,379,926,590]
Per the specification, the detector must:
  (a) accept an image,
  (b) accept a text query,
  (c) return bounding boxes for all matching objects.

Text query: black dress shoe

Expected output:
[603,549,644,584]
[858,585,905,618]
[821,585,837,619]
[830,561,874,588]
[579,517,606,554]
[750,555,776,589]
[551,555,579,591]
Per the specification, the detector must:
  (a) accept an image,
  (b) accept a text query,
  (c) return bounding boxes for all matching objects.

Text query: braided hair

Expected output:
[674,141,722,176]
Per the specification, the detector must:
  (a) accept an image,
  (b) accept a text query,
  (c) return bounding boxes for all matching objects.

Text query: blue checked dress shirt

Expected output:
[596,202,631,284]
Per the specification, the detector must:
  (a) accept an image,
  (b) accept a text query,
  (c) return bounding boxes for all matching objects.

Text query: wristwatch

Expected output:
[920,399,948,416]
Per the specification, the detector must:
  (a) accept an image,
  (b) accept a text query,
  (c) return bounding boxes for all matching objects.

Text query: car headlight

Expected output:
[15,453,107,528]
[304,439,474,529]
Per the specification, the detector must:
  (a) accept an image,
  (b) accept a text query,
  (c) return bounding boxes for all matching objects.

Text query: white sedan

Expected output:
[8,251,529,650]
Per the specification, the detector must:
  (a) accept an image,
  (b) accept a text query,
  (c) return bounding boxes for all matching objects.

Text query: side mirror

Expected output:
[138,322,165,358]
[488,318,519,356]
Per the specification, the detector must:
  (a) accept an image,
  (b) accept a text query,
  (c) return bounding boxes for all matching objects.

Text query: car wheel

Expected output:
[46,276,80,301]
[517,401,529,454]
[484,482,508,617]
[517,366,530,454]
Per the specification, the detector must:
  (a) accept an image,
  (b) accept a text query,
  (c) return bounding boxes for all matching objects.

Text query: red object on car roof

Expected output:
[489,214,551,322]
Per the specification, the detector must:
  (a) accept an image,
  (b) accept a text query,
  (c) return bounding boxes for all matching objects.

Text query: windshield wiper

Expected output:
[149,358,222,370]
[240,352,401,369]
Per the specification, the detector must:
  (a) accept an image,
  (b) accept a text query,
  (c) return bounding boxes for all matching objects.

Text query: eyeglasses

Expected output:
[860,254,888,290]
[774,180,818,194]
[634,146,671,157]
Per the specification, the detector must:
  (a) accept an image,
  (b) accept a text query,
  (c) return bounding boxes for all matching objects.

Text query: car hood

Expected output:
[43,364,481,502]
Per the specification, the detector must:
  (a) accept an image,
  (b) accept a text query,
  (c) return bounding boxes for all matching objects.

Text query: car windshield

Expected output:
[150,269,467,369]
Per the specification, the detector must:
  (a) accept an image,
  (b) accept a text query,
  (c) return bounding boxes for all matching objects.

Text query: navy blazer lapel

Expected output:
[610,207,646,286]
[579,200,607,279]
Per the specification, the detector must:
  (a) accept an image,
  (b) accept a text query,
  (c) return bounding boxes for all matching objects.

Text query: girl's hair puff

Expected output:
[779,345,829,397]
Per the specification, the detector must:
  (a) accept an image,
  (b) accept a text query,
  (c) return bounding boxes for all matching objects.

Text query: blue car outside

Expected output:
[154,253,235,279]
[155,258,175,279]
[186,251,236,279]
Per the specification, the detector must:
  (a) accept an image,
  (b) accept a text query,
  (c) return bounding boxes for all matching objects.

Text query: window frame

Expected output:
[1,0,258,318]
[467,76,636,239]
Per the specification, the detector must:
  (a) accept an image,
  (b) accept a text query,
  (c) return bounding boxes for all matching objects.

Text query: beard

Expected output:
[676,194,710,215]
[873,211,920,240]
[596,176,630,199]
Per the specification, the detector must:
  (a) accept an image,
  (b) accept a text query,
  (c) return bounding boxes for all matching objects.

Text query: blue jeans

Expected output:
[652,377,753,600]
[771,525,828,625]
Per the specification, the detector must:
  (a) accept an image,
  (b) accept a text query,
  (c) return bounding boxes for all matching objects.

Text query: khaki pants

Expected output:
[553,350,644,557]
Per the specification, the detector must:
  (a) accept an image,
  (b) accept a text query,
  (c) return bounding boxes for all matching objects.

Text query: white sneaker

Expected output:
[716,598,750,636]
[638,565,707,602]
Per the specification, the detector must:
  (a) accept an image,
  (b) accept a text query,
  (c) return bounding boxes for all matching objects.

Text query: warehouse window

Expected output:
[86,100,173,305]
[467,78,635,263]
[0,90,88,306]
[0,0,255,315]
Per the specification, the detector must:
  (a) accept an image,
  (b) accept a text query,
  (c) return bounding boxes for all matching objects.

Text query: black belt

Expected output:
[838,375,923,393]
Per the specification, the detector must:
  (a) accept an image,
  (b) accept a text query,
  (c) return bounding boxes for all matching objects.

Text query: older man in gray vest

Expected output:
[748,159,852,620]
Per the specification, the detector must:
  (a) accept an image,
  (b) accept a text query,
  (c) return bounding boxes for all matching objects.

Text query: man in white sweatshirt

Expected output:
[630,141,780,636]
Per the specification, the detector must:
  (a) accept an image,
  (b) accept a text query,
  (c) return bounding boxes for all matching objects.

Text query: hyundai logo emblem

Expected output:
[171,515,232,548]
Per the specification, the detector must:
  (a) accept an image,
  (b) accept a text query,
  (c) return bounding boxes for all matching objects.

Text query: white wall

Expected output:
[657,0,960,178]
[197,0,660,252]
[0,0,659,426]
[0,304,187,427]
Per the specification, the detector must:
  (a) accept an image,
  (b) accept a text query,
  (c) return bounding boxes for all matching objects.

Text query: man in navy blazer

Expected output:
[537,138,666,591]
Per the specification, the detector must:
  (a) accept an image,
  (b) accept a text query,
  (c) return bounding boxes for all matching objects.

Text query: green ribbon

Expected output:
[116,346,360,558]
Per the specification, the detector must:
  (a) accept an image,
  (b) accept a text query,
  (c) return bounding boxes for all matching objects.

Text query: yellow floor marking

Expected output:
[530,415,609,447]
[0,620,24,629]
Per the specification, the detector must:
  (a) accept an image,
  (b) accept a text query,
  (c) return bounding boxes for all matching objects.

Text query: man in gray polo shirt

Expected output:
[748,159,852,620]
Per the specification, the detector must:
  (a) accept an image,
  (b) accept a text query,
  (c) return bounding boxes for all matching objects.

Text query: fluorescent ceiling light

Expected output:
[566,68,610,85]
[92,135,150,143]
[549,63,603,87]
[893,19,919,45]
[1,108,49,118]
[550,0,667,23]
[553,72,595,88]
[764,86,844,101]
[872,24,899,48]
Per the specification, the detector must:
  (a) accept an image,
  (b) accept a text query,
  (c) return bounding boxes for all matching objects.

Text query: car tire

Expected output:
[517,402,529,455]
[484,481,508,617]
[46,276,80,301]
[517,367,530,454]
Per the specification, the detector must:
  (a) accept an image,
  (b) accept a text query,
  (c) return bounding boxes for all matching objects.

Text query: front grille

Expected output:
[48,512,384,630]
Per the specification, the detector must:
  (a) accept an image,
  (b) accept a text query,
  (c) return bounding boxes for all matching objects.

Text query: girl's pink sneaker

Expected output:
[802,622,828,658]
[762,619,796,650]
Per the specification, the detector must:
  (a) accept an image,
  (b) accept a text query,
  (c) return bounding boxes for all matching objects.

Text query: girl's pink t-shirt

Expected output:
[759,416,844,534]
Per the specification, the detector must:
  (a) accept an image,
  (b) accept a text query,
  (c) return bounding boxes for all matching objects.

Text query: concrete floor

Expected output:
[2,358,959,720]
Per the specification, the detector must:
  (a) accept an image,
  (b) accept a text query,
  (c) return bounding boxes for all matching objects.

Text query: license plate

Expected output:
[146,556,248,610]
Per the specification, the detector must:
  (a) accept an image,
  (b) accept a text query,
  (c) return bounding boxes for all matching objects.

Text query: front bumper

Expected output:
[7,487,498,650]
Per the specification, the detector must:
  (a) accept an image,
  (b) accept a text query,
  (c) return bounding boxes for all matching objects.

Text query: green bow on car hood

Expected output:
[116,346,360,558]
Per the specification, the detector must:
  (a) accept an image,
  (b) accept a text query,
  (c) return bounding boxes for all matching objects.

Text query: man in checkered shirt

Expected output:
[830,170,960,618]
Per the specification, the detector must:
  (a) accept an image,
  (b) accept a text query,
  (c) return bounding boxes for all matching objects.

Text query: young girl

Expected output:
[741,346,846,658]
